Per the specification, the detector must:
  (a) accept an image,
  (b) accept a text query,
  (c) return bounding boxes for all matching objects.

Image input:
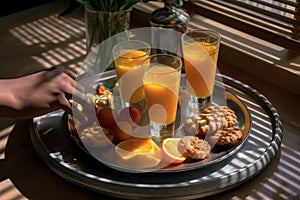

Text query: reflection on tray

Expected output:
[67,76,251,173]
[30,73,282,199]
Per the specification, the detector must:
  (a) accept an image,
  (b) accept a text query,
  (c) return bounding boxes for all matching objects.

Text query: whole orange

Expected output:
[111,121,134,142]
[118,106,141,126]
[97,107,117,129]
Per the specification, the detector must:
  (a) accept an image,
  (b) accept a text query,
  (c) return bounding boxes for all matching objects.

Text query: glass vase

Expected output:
[84,9,130,73]
[85,8,131,54]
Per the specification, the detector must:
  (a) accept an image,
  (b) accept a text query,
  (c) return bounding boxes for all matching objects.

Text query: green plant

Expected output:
[75,0,153,11]
[59,0,185,17]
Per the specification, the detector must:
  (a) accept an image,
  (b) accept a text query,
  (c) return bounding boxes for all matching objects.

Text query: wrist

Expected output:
[0,79,24,111]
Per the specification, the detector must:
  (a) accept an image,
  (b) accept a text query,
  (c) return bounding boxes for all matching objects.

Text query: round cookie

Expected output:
[210,127,243,147]
[177,136,211,160]
[184,106,238,138]
[79,125,114,148]
[200,105,237,128]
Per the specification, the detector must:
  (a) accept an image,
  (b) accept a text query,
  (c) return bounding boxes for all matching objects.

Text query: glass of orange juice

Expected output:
[181,29,220,113]
[113,40,151,108]
[142,54,182,142]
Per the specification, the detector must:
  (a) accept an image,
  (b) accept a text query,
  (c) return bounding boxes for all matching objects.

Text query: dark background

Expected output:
[1,0,54,17]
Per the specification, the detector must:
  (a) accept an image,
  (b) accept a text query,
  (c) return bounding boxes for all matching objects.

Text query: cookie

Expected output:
[201,106,237,128]
[184,106,238,138]
[79,125,114,148]
[210,127,243,147]
[177,136,211,160]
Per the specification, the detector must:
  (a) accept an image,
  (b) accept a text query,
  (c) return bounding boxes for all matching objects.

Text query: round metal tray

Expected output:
[67,73,251,173]
[30,73,282,199]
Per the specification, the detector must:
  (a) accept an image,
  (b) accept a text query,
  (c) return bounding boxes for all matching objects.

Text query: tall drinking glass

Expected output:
[181,29,220,113]
[113,40,151,108]
[142,54,182,143]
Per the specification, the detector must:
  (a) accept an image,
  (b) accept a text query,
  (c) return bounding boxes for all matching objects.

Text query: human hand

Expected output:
[0,68,91,119]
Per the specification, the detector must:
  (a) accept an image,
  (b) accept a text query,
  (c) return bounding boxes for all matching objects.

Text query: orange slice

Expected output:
[162,138,186,164]
[115,138,162,169]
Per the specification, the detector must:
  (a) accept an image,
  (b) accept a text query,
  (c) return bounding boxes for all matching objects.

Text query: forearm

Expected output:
[0,79,22,118]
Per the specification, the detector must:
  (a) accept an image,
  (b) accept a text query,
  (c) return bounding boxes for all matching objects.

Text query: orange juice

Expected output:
[143,66,181,125]
[182,42,218,98]
[115,50,149,103]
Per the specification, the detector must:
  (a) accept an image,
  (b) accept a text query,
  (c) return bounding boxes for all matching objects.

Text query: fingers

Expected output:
[71,89,96,118]
[74,82,85,93]
[59,70,85,94]
[68,99,91,124]
[57,92,92,126]
[47,67,95,117]
[59,96,72,114]
[62,76,95,118]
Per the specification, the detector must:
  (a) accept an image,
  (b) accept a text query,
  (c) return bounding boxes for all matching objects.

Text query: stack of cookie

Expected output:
[184,106,243,148]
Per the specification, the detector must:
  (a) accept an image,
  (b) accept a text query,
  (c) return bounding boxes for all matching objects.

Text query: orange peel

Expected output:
[161,138,186,164]
[115,138,162,169]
